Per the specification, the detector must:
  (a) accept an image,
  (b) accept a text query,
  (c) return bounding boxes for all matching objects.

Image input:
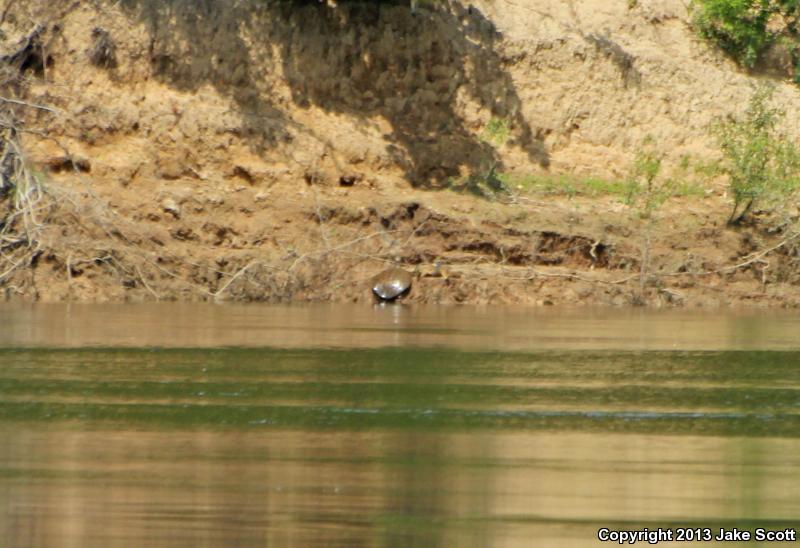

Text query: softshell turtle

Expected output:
[371,267,413,302]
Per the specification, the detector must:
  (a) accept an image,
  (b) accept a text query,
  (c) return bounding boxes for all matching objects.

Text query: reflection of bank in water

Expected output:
[3,312,800,547]
[2,342,799,547]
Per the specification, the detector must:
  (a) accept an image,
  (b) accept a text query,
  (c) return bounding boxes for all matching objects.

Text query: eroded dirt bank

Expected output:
[3,0,800,307]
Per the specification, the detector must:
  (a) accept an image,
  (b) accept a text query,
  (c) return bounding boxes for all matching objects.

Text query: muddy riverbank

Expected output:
[3,0,800,307]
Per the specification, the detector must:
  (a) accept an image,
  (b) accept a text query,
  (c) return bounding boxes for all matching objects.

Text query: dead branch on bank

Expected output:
[0,109,53,284]
[0,20,59,288]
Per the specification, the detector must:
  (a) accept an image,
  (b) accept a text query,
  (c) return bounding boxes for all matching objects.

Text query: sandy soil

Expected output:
[2,0,800,307]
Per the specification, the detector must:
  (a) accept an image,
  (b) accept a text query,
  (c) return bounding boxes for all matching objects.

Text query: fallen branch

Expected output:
[719,233,800,274]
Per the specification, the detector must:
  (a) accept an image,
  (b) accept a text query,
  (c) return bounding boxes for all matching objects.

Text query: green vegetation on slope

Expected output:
[712,84,800,224]
[693,0,800,79]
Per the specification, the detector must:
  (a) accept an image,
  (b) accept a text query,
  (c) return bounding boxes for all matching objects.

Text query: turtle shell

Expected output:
[371,268,412,301]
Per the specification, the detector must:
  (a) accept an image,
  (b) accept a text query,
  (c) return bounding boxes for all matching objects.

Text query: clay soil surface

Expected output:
[3,0,800,307]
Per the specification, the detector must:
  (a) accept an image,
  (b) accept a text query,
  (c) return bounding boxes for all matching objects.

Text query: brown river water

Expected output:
[1,304,799,547]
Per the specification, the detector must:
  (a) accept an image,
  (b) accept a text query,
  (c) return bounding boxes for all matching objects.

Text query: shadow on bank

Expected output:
[118,0,549,186]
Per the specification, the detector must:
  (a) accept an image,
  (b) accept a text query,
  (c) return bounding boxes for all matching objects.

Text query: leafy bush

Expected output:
[693,0,773,67]
[712,84,800,224]
[692,0,800,73]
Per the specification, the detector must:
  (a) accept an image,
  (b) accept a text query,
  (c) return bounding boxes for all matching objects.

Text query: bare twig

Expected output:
[496,264,639,285]
[141,256,215,297]
[214,260,259,299]
[719,233,800,274]
[286,229,399,273]
[311,186,331,250]
[134,265,160,300]
[0,0,16,26]
[0,242,39,282]
[647,233,800,281]
[639,229,650,297]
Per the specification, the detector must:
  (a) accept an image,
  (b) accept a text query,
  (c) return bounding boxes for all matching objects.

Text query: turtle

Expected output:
[371,267,413,302]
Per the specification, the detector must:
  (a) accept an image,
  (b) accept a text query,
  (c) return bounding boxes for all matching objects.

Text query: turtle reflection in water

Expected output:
[371,267,413,302]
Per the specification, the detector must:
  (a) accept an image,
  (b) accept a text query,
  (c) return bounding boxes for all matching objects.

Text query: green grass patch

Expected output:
[499,173,631,198]
[672,179,707,198]
[496,171,707,203]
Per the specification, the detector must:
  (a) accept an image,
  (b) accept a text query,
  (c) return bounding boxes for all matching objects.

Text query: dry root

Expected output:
[0,23,56,286]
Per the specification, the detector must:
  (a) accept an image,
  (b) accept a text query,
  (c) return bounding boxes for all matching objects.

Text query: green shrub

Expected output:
[624,137,674,218]
[712,84,800,224]
[692,0,800,71]
[693,0,773,67]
